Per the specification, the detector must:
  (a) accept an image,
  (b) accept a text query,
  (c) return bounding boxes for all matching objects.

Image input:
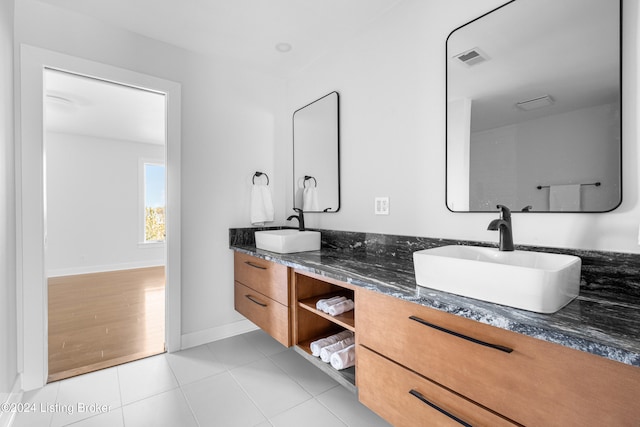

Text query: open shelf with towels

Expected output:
[292,270,357,393]
[298,292,355,332]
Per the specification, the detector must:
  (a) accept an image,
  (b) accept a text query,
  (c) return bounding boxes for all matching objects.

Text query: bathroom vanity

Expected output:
[230,228,640,426]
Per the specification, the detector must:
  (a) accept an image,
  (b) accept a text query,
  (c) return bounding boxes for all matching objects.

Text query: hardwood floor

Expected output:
[47,266,165,382]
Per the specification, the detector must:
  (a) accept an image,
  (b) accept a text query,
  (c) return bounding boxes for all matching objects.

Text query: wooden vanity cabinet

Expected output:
[233,252,291,346]
[356,288,640,426]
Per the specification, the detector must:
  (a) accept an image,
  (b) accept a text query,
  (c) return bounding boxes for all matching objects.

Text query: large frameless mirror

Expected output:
[446,0,621,212]
[293,91,340,212]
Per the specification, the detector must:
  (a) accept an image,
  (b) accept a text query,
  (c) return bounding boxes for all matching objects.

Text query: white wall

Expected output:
[14,0,287,345]
[286,0,640,254]
[470,103,620,212]
[0,0,17,399]
[45,132,165,276]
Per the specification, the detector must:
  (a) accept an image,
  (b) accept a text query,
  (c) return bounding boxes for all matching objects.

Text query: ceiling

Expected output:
[45,69,166,145]
[36,0,404,77]
[447,0,620,132]
[38,0,404,143]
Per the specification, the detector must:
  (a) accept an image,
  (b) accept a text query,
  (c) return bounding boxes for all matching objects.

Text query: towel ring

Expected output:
[303,175,317,188]
[253,171,269,185]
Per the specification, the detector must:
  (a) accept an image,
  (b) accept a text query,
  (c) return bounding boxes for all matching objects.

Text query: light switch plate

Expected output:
[375,197,389,215]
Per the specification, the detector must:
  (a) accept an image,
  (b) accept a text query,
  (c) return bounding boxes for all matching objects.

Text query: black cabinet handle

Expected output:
[409,389,473,427]
[245,261,267,270]
[409,316,513,354]
[245,294,267,307]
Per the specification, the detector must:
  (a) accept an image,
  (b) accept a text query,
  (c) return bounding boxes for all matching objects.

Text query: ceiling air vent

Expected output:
[454,47,488,67]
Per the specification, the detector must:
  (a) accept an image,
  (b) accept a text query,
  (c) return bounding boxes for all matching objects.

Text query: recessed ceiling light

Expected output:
[515,95,555,111]
[275,42,293,53]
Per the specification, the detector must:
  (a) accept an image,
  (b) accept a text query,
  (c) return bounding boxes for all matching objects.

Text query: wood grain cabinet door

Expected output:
[358,346,517,427]
[234,281,290,346]
[357,288,640,426]
[234,252,288,305]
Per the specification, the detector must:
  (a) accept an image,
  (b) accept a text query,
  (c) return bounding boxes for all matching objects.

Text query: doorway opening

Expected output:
[44,69,167,382]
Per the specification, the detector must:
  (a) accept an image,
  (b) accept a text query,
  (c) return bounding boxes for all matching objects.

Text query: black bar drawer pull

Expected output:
[409,316,513,354]
[245,294,268,307]
[409,389,473,427]
[245,261,267,270]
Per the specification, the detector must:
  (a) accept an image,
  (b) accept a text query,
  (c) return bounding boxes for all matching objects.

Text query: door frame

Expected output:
[17,45,182,390]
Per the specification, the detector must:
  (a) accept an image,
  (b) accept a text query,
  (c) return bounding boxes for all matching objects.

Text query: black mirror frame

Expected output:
[444,0,623,213]
[292,91,341,213]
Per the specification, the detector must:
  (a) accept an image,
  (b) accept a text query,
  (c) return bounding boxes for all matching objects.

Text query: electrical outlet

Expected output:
[375,197,390,215]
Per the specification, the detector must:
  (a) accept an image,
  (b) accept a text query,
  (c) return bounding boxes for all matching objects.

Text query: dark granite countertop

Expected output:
[229,228,640,367]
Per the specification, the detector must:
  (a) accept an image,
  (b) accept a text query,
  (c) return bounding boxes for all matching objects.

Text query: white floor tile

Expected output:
[207,334,266,369]
[317,386,392,427]
[12,381,59,427]
[270,399,347,427]
[164,344,226,385]
[51,368,121,427]
[117,354,178,405]
[269,349,339,396]
[242,329,288,356]
[122,389,197,427]
[182,371,266,427]
[231,358,312,418]
[65,408,124,427]
[16,331,394,427]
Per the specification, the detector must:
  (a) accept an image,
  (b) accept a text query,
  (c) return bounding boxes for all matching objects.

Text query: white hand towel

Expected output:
[320,336,356,363]
[316,296,346,312]
[330,344,356,370]
[310,330,353,357]
[327,299,354,316]
[303,187,320,211]
[251,184,274,225]
[549,184,581,211]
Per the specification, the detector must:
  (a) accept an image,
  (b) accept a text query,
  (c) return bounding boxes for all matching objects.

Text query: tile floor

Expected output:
[13,330,392,427]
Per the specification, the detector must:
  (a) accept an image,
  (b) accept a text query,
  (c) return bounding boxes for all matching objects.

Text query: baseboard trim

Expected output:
[0,374,23,427]
[180,319,258,350]
[47,260,165,278]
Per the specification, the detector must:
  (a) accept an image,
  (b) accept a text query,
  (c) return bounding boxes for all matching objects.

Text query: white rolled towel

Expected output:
[330,344,356,370]
[327,299,354,316]
[320,336,356,363]
[316,296,346,313]
[310,330,353,357]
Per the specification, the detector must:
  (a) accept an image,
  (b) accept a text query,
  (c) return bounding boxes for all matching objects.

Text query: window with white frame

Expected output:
[141,161,166,243]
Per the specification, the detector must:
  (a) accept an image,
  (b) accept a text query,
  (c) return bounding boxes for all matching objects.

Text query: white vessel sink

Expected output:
[413,245,581,313]
[255,229,321,254]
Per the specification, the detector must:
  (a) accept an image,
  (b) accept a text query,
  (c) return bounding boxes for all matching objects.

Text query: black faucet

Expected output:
[487,204,514,251]
[287,208,305,231]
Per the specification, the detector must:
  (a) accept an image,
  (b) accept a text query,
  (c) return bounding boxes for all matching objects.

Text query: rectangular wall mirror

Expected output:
[446,0,621,213]
[293,91,340,212]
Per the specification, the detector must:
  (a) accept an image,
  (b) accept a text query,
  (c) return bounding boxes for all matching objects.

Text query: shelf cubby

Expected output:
[298,293,355,332]
[292,271,358,393]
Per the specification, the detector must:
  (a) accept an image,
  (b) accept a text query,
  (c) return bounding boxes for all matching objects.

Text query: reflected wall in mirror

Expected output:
[293,91,340,212]
[446,0,621,212]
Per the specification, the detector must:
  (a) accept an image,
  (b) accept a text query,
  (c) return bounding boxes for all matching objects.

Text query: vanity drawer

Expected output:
[357,288,640,426]
[234,252,288,305]
[358,346,516,427]
[234,281,290,346]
